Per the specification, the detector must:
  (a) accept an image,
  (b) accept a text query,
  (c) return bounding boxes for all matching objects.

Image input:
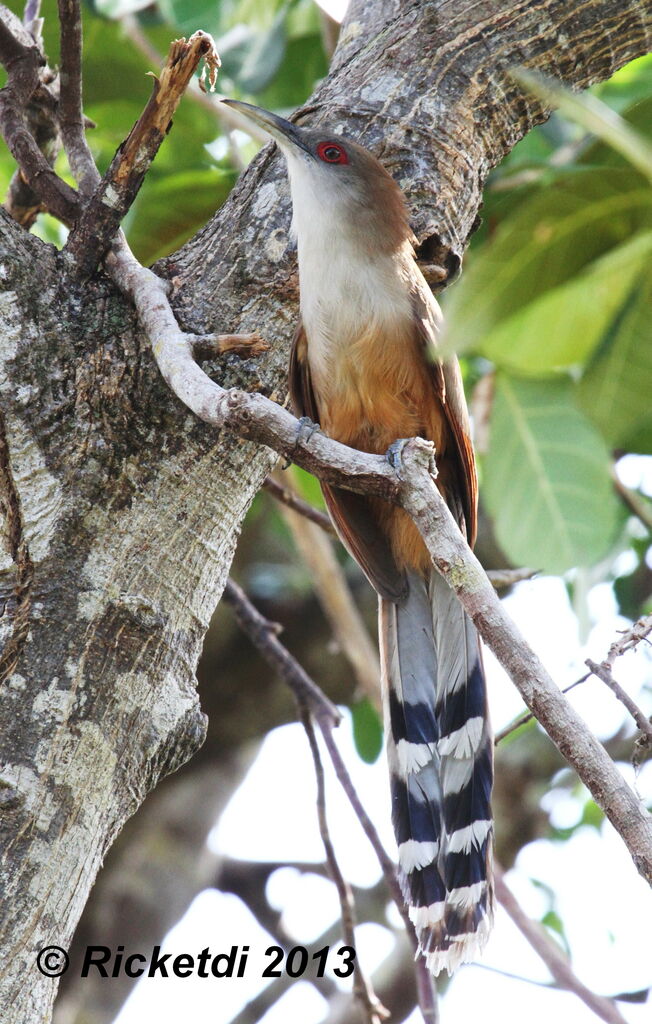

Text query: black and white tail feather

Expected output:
[380,569,493,975]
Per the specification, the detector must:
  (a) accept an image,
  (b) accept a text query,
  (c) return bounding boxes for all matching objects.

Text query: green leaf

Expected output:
[237,6,288,94]
[580,799,604,831]
[288,466,326,509]
[257,32,328,110]
[478,231,652,373]
[483,376,621,573]
[125,166,237,264]
[512,69,652,184]
[577,275,652,452]
[351,698,383,764]
[581,97,652,169]
[594,54,652,112]
[443,168,652,356]
[541,910,571,955]
[157,0,224,36]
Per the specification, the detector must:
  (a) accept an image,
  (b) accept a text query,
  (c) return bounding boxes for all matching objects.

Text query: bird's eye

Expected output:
[316,141,348,165]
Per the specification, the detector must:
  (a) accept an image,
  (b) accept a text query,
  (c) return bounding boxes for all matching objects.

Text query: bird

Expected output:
[222,98,494,975]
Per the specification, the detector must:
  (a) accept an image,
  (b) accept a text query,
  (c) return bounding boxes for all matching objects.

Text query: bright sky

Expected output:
[314,0,350,24]
[115,556,652,1024]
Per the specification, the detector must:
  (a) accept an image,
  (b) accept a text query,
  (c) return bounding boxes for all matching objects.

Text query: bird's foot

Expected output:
[386,437,437,482]
[385,438,412,481]
[282,416,321,469]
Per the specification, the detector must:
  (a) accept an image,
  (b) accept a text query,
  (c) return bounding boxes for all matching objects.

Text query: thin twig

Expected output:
[317,725,411,936]
[613,473,652,532]
[300,707,389,1024]
[607,615,652,662]
[221,579,341,729]
[496,615,652,745]
[494,865,628,1024]
[223,577,439,1023]
[318,721,439,1023]
[495,675,590,744]
[65,31,221,273]
[586,658,652,742]
[57,0,99,194]
[586,614,652,753]
[485,566,538,589]
[264,475,336,534]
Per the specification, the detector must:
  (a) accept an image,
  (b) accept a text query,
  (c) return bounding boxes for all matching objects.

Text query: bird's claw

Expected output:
[282,416,322,469]
[386,439,411,480]
[296,416,321,443]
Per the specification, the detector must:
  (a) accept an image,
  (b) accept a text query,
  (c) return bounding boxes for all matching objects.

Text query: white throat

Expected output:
[286,155,413,390]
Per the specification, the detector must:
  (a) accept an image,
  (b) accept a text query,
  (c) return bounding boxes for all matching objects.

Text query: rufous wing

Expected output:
[409,273,478,546]
[289,322,408,603]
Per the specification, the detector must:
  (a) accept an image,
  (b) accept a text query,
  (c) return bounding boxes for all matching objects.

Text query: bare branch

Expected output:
[57,0,99,194]
[494,865,628,1024]
[223,576,440,1023]
[586,618,652,753]
[120,12,257,166]
[485,567,538,589]
[65,31,220,273]
[607,616,652,663]
[300,708,390,1024]
[221,579,341,729]
[264,475,336,535]
[0,13,80,224]
[495,675,591,744]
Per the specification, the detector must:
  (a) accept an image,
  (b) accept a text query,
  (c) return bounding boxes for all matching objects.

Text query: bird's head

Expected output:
[221,99,412,255]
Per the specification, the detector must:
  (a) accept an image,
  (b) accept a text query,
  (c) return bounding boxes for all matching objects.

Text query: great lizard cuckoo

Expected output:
[222,98,494,976]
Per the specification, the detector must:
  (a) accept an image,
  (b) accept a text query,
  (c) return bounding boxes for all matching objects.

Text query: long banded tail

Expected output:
[379,570,493,975]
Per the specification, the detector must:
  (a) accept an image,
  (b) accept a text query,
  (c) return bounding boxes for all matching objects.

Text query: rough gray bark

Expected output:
[0,1,651,1022]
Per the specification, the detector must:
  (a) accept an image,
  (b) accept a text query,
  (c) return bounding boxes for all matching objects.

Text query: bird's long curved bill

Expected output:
[220,99,311,155]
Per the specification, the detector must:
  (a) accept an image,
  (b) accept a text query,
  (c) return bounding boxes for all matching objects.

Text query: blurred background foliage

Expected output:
[2,1,652,1018]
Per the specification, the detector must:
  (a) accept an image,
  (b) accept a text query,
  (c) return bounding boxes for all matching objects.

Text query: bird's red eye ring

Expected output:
[316,141,348,164]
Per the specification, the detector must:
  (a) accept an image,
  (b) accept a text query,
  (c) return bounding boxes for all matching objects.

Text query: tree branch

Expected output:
[264,475,336,535]
[300,708,390,1024]
[494,865,628,1024]
[224,577,439,1023]
[65,31,220,273]
[56,0,98,194]
[0,10,79,223]
[222,579,341,729]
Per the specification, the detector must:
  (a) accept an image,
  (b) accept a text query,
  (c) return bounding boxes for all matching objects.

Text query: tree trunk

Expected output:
[1,0,650,1020]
